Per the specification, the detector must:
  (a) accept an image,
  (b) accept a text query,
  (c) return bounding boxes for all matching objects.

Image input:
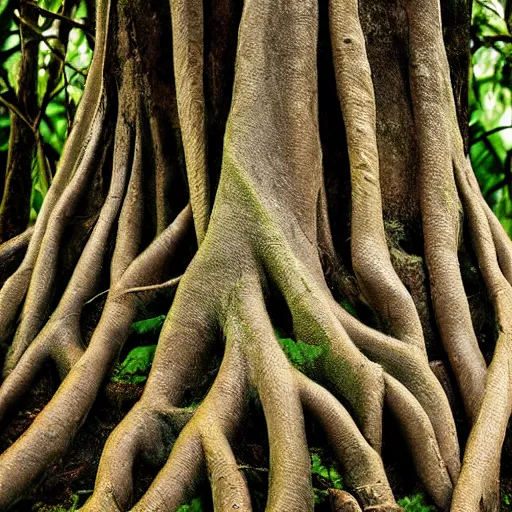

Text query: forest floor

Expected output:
[0,319,511,512]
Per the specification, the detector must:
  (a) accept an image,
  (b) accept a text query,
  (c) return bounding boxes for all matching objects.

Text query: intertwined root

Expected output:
[0,0,511,509]
[73,193,460,511]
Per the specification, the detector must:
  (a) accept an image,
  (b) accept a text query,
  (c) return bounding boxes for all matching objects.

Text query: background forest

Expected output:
[0,0,510,511]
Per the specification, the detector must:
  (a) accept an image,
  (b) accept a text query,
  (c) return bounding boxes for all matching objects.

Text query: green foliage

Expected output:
[470,0,512,236]
[32,494,80,511]
[310,452,343,504]
[111,345,156,384]
[339,299,358,318]
[275,330,324,372]
[130,315,166,335]
[397,494,435,512]
[503,491,512,510]
[110,315,166,384]
[0,0,93,222]
[176,497,204,512]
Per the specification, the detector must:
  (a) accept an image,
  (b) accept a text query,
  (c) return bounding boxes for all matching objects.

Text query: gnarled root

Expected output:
[1,0,506,509]
[81,186,458,511]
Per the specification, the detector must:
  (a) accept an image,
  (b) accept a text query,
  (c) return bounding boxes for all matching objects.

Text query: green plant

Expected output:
[130,315,166,335]
[176,497,204,512]
[111,345,156,384]
[503,491,512,510]
[32,493,80,511]
[397,493,435,512]
[310,452,343,504]
[274,329,324,373]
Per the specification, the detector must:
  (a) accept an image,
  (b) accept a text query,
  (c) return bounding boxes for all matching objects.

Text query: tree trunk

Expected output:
[0,0,508,511]
[0,2,39,243]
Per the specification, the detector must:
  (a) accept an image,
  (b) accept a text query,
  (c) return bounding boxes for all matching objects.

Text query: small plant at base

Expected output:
[176,497,204,512]
[111,345,157,384]
[397,493,435,512]
[274,329,325,373]
[310,452,343,504]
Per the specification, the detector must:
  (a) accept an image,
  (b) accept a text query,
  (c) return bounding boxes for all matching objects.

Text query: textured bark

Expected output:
[0,2,39,242]
[0,0,508,512]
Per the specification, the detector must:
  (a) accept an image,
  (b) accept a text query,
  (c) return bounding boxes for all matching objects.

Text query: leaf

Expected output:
[32,188,44,214]
[397,494,435,512]
[275,331,324,372]
[310,452,343,505]
[176,497,203,512]
[130,315,166,335]
[111,345,156,384]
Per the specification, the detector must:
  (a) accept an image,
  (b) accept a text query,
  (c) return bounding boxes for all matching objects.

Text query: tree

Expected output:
[0,0,508,511]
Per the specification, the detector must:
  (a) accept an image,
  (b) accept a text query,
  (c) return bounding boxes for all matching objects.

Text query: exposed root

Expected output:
[3,95,127,375]
[384,375,452,509]
[450,157,512,512]
[170,0,209,244]
[0,206,190,509]
[0,227,33,285]
[329,0,424,351]
[329,490,363,512]
[405,0,487,424]
[406,0,512,507]
[83,269,402,511]
[0,0,111,346]
[1,0,508,509]
[0,227,33,264]
[295,371,396,509]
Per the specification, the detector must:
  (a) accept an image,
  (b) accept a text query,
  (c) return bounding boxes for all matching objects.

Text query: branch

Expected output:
[0,95,34,133]
[20,0,95,39]
[471,125,512,144]
[16,14,88,78]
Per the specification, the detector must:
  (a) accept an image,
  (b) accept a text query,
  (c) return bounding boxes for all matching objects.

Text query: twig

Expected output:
[16,14,88,78]
[0,95,34,132]
[20,0,95,39]
[472,125,512,144]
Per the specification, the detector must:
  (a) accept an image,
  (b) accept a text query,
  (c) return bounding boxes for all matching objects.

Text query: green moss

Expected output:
[397,494,435,512]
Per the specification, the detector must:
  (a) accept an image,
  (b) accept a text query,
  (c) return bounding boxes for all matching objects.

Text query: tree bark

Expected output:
[0,1,508,512]
[0,2,39,243]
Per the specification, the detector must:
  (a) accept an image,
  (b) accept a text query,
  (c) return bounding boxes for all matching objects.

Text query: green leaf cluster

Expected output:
[111,344,156,384]
[275,330,324,373]
[397,493,435,512]
[503,491,512,510]
[310,452,343,504]
[110,315,166,384]
[470,0,512,236]
[32,493,80,511]
[176,497,204,512]
[130,315,166,335]
[0,0,93,222]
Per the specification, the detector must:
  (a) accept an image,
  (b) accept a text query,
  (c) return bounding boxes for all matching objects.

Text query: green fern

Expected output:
[111,345,156,384]
[397,494,435,512]
[274,330,324,372]
[310,452,343,504]
[176,497,203,512]
[130,315,166,335]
